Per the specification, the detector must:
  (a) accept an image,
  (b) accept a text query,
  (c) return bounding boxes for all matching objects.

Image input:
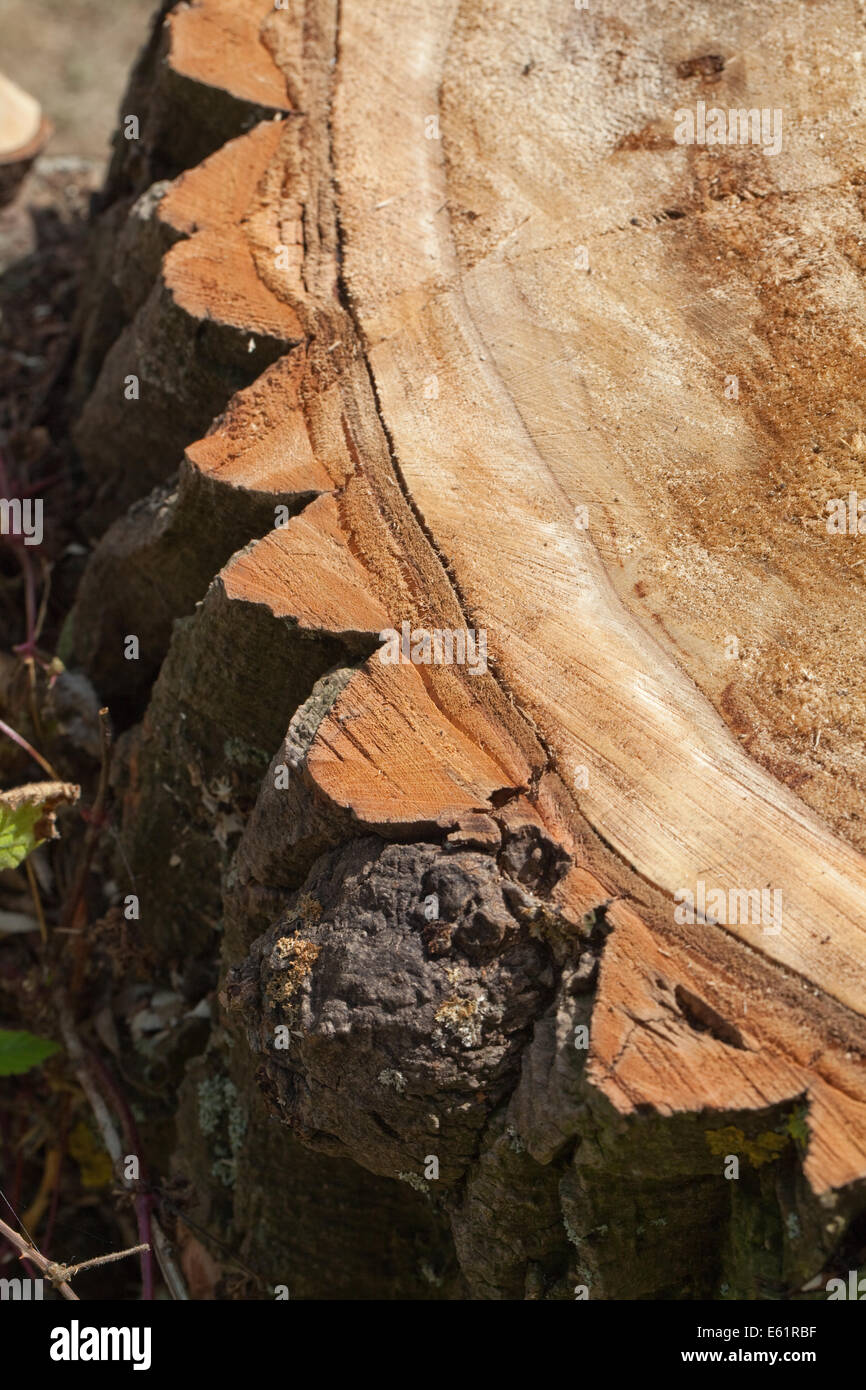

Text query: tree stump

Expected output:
[68,0,866,1299]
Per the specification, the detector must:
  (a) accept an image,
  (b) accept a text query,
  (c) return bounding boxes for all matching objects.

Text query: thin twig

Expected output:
[32,558,51,647]
[25,856,48,944]
[0,1178,35,1247]
[57,1003,188,1301]
[0,1213,78,1300]
[57,1243,149,1279]
[0,1210,148,1295]
[0,717,59,779]
[57,1004,122,1167]
[87,1049,155,1301]
[20,555,42,740]
[150,1219,189,1302]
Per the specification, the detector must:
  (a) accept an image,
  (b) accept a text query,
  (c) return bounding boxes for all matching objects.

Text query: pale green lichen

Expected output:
[505,1124,524,1154]
[433,994,493,1049]
[397,1171,428,1193]
[197,1075,247,1188]
[563,1213,582,1248]
[378,1068,407,1093]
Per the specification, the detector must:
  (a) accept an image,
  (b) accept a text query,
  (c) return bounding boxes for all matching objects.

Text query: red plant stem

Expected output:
[22,549,36,648]
[86,1049,154,1301]
[0,717,59,778]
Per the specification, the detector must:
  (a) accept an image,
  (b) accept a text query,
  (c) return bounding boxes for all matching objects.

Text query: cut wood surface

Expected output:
[67,0,866,1298]
[0,71,51,206]
[0,73,42,156]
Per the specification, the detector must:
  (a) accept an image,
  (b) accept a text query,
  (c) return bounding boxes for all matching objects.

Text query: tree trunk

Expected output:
[67,0,866,1299]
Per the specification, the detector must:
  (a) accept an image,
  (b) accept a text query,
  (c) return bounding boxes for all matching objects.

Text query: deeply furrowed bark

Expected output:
[66,0,866,1298]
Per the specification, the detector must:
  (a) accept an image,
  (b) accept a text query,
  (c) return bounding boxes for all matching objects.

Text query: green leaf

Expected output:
[0,781,79,872]
[0,1028,60,1075]
[0,799,45,871]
